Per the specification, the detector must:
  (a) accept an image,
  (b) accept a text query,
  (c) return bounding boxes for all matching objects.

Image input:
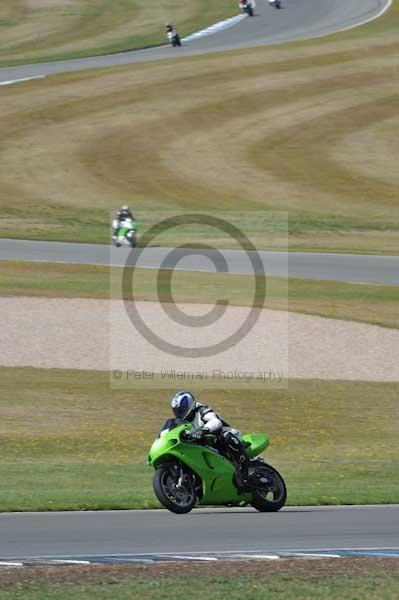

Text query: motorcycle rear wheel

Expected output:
[250,464,287,512]
[153,466,197,514]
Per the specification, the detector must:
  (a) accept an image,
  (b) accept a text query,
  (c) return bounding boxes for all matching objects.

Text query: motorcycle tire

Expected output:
[174,35,182,47]
[250,464,287,512]
[153,466,197,514]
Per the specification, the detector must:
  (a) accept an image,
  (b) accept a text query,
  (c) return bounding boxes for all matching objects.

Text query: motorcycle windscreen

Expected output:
[156,417,184,438]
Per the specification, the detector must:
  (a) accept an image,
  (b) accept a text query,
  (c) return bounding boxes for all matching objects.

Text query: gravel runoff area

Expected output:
[1,297,398,381]
[0,558,398,589]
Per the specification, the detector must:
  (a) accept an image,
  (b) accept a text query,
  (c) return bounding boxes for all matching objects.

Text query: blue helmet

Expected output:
[171,391,196,420]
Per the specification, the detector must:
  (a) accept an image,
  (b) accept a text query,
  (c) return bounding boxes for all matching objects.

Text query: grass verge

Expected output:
[1,569,399,600]
[1,261,398,329]
[0,559,398,600]
[1,367,398,511]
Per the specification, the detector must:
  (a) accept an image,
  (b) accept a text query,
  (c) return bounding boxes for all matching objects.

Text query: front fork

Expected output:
[176,466,185,490]
[171,463,202,503]
[169,463,193,490]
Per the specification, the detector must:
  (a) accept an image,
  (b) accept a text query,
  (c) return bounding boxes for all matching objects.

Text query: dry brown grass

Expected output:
[1,6,399,251]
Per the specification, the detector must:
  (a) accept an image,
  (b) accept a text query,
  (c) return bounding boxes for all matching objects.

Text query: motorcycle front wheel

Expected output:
[153,466,197,514]
[250,464,287,512]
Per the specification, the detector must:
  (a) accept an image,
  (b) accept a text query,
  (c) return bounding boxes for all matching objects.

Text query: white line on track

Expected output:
[286,553,341,558]
[50,559,92,565]
[0,75,46,87]
[170,555,218,561]
[233,554,281,560]
[182,14,246,41]
[8,543,399,562]
[334,0,392,34]
[0,562,24,567]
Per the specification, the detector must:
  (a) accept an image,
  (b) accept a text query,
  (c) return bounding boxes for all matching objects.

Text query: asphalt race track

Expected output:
[0,506,398,563]
[1,238,399,285]
[0,0,391,84]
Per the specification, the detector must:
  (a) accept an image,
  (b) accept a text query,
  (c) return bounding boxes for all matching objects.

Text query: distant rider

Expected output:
[164,23,175,37]
[171,391,264,487]
[239,0,255,12]
[112,204,135,237]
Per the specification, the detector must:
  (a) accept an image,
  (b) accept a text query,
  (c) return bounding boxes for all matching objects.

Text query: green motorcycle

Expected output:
[112,217,138,248]
[148,419,287,514]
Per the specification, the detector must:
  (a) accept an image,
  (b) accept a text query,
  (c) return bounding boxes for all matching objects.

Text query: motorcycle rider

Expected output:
[164,23,176,38]
[171,391,263,487]
[164,22,182,46]
[239,0,255,14]
[112,204,135,238]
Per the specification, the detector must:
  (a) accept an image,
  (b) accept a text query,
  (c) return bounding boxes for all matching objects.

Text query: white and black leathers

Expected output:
[187,402,227,434]
[186,403,250,475]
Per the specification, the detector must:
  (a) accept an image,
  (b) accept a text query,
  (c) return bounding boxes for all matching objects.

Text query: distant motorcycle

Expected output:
[167,30,181,47]
[269,0,282,8]
[239,0,255,16]
[112,217,138,248]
